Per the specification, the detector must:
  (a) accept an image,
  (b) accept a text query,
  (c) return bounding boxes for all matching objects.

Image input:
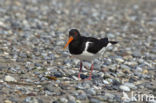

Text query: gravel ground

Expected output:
[0,0,156,103]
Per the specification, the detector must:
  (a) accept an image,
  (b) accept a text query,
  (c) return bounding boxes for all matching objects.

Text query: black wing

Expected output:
[85,37,109,54]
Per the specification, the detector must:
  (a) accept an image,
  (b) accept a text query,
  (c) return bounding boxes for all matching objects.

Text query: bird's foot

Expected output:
[83,76,92,80]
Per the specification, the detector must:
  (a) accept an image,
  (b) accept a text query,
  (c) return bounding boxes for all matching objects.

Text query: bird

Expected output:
[64,29,117,80]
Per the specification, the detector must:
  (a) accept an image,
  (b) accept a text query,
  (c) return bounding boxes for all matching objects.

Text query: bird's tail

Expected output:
[109,41,118,45]
[100,37,118,45]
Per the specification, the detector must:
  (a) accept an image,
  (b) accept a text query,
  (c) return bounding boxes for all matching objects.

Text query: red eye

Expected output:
[74,32,77,35]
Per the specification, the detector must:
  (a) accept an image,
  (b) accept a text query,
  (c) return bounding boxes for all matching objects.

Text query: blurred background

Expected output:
[0,0,156,103]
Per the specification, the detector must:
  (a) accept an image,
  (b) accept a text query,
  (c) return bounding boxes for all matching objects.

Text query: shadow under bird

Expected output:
[64,29,117,80]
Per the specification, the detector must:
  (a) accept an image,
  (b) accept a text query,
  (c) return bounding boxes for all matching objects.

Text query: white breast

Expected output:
[71,42,112,61]
[72,42,97,61]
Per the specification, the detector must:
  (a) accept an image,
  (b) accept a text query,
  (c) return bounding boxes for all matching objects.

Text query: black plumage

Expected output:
[68,29,117,55]
[64,29,118,80]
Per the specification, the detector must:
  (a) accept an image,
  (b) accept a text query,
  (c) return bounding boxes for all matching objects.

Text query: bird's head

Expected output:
[64,29,80,49]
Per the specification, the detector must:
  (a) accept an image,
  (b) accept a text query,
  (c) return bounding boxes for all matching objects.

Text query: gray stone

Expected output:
[24,97,43,103]
[67,95,76,102]
[119,85,131,92]
[75,91,87,100]
[120,64,131,70]
[132,50,142,57]
[90,98,101,103]
[103,80,109,84]
[135,66,143,72]
[43,83,55,92]
[104,93,115,100]
[86,88,96,95]
[4,75,17,82]
[115,57,124,63]
[124,82,137,89]
[59,97,68,103]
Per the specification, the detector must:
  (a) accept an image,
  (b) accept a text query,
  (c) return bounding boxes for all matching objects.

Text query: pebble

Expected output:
[124,82,137,89]
[86,88,96,95]
[67,95,76,102]
[68,101,76,103]
[24,97,43,103]
[4,75,17,82]
[120,64,131,70]
[119,85,131,92]
[90,98,102,103]
[72,76,79,80]
[54,71,63,77]
[124,61,138,66]
[104,93,115,100]
[75,90,87,100]
[59,97,68,103]
[132,50,142,57]
[148,100,156,103]
[43,83,55,92]
[103,80,110,84]
[4,100,12,103]
[112,79,121,86]
[115,57,124,63]
[135,66,143,72]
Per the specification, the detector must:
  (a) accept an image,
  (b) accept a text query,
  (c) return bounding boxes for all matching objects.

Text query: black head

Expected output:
[64,29,80,49]
[69,29,80,38]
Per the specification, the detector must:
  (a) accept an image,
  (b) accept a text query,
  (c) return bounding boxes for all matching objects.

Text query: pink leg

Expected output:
[78,61,82,79]
[85,64,94,80]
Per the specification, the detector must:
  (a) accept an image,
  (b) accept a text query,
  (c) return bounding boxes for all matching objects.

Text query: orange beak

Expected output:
[64,36,74,49]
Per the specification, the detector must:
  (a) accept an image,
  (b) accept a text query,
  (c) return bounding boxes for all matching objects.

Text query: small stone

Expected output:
[4,100,12,103]
[115,57,124,63]
[105,85,113,90]
[75,100,81,103]
[86,88,96,95]
[119,85,131,92]
[94,63,101,69]
[120,64,131,70]
[148,100,156,103]
[112,79,121,86]
[90,98,101,103]
[76,90,87,100]
[98,72,104,78]
[4,75,17,82]
[129,77,137,83]
[124,61,138,66]
[104,93,115,100]
[136,66,143,72]
[107,33,115,38]
[54,71,63,77]
[142,69,148,74]
[0,66,6,71]
[67,95,76,102]
[68,101,76,103]
[24,97,43,103]
[114,95,121,102]
[59,97,68,103]
[132,50,142,57]
[44,83,55,92]
[52,101,59,103]
[124,82,137,89]
[72,76,79,80]
[103,80,109,84]
[83,62,91,68]
[75,83,85,89]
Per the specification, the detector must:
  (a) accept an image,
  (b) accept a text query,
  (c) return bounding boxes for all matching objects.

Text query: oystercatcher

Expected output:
[64,29,117,80]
